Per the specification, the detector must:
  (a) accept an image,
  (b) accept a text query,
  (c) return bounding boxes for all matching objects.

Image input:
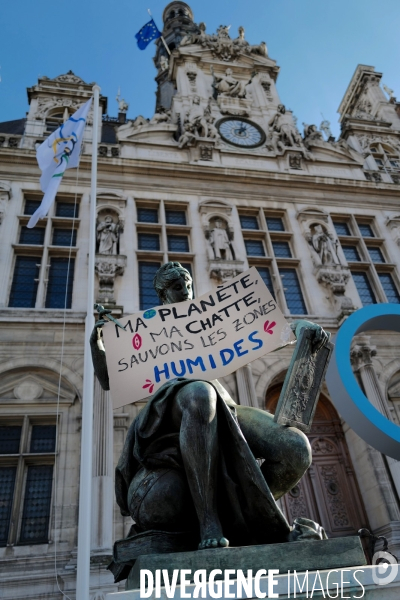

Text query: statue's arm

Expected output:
[90,320,110,390]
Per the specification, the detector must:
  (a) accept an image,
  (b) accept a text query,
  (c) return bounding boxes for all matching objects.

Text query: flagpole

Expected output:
[148,8,170,55]
[76,83,100,600]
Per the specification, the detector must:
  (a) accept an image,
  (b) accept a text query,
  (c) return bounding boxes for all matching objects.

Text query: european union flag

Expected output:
[135,19,162,50]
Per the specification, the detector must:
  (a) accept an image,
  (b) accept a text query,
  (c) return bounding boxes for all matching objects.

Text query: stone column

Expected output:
[350,335,400,549]
[236,364,258,408]
[91,378,114,554]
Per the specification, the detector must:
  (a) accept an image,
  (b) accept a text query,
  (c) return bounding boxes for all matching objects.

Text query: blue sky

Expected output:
[1,0,399,138]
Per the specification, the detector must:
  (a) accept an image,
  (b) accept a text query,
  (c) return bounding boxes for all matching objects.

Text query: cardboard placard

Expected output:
[102,268,294,408]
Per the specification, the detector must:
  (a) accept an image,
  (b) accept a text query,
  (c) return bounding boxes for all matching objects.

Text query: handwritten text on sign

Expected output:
[102,268,294,408]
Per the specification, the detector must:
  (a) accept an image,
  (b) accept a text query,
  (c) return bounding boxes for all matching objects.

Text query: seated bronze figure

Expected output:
[91,262,329,560]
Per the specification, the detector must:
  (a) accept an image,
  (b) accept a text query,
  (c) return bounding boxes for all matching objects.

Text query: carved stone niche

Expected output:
[0,182,11,226]
[386,215,400,247]
[199,200,244,284]
[95,204,127,306]
[297,207,353,312]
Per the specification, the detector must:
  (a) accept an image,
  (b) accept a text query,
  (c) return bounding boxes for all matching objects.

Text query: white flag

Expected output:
[28,97,93,228]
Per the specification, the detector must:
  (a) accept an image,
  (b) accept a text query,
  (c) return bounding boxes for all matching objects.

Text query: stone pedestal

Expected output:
[125,536,365,590]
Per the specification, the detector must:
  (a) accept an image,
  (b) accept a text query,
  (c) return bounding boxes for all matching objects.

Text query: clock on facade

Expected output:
[216,117,266,148]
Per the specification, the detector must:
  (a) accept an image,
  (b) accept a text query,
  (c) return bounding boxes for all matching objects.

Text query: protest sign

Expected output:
[102,268,295,409]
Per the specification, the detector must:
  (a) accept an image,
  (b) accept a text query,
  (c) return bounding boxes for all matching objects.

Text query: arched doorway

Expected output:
[266,385,369,538]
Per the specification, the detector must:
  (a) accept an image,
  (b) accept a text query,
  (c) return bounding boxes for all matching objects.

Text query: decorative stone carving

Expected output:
[0,182,11,226]
[8,138,18,148]
[319,119,333,140]
[150,108,171,125]
[386,215,400,246]
[392,174,400,184]
[260,79,272,100]
[209,261,245,284]
[303,124,324,147]
[286,483,308,520]
[211,66,247,98]
[312,439,335,455]
[52,70,86,84]
[0,137,5,147]
[267,105,311,158]
[179,21,268,62]
[116,90,129,114]
[298,211,353,310]
[177,97,220,148]
[96,214,122,255]
[308,224,341,267]
[132,115,150,128]
[205,218,234,260]
[95,255,127,305]
[199,145,213,161]
[159,55,169,72]
[319,465,350,528]
[288,154,302,169]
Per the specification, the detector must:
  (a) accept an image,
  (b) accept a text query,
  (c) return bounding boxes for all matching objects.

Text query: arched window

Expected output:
[45,110,67,134]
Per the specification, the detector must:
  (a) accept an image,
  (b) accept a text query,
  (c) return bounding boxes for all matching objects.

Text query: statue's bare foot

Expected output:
[198,536,229,550]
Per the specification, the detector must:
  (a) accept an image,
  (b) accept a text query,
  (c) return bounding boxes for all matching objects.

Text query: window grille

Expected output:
[367,247,385,263]
[30,426,56,454]
[256,267,275,299]
[0,426,22,454]
[240,215,259,230]
[19,465,53,544]
[138,233,160,251]
[137,208,158,223]
[280,269,307,314]
[244,240,265,256]
[9,257,41,308]
[45,257,75,309]
[166,210,186,225]
[0,467,17,546]
[55,202,79,218]
[24,200,41,216]
[167,235,189,253]
[19,227,45,245]
[139,262,161,310]
[342,246,361,262]
[272,241,291,258]
[352,272,376,305]
[266,217,284,232]
[52,228,77,246]
[358,224,374,238]
[333,221,351,236]
[378,274,400,303]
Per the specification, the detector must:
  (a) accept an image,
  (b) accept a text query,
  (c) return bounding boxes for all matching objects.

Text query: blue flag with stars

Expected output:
[135,19,162,50]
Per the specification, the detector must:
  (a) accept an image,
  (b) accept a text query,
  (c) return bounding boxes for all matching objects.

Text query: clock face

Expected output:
[216,117,266,148]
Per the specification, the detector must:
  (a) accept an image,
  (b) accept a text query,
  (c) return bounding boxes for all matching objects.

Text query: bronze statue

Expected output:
[91,262,329,564]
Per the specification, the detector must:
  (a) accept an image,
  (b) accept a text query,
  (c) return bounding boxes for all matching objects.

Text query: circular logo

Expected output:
[143,309,156,319]
[132,334,142,350]
[372,551,399,585]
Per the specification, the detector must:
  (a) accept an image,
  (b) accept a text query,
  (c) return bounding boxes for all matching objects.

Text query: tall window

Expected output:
[136,202,192,309]
[240,210,307,314]
[139,262,161,310]
[333,214,400,305]
[9,197,78,309]
[0,421,56,546]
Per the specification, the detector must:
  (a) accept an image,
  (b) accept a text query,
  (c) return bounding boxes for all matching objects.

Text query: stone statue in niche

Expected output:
[90,262,330,583]
[210,66,247,99]
[97,215,121,255]
[309,224,340,267]
[184,96,208,138]
[159,55,169,72]
[207,218,234,260]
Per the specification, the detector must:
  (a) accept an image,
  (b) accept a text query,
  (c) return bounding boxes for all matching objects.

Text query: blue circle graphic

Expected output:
[143,309,156,319]
[326,304,400,459]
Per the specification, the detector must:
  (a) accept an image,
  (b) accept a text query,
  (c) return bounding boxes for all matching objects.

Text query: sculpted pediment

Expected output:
[0,371,76,404]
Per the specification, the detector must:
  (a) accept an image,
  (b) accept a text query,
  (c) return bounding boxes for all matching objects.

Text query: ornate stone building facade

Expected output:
[1,2,400,597]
